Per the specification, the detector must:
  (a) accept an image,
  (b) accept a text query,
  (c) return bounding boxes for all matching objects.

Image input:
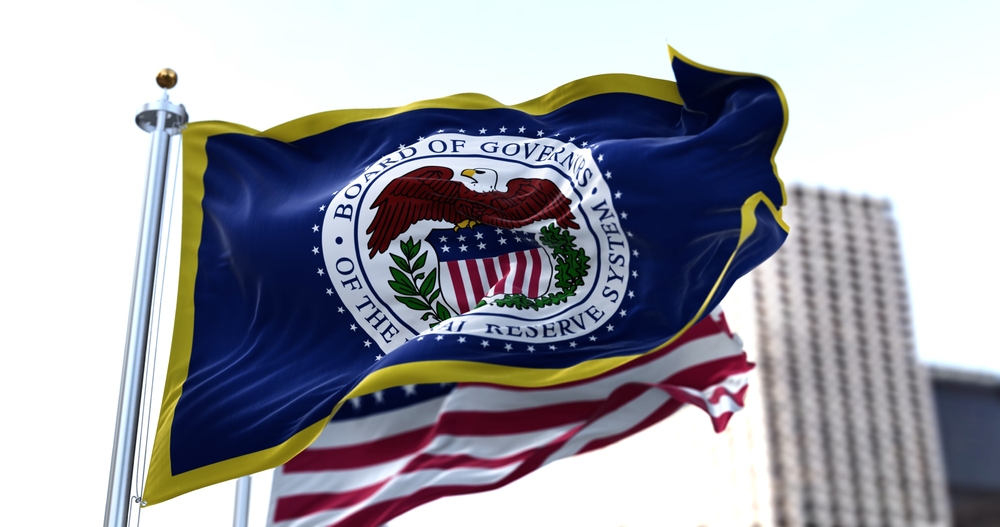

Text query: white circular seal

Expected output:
[322,134,630,353]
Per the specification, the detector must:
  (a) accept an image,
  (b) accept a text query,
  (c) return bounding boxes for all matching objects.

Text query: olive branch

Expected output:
[493,223,590,310]
[388,237,452,327]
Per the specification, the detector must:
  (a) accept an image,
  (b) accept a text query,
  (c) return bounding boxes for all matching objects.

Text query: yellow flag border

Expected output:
[143,46,789,505]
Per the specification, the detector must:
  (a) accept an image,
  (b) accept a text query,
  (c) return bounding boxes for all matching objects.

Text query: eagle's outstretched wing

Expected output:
[366,166,465,257]
[483,178,580,230]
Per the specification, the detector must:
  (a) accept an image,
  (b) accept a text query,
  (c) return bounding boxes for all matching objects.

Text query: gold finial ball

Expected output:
[156,68,178,89]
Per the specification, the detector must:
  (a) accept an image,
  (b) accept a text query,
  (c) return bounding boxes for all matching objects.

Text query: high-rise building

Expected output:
[736,184,951,527]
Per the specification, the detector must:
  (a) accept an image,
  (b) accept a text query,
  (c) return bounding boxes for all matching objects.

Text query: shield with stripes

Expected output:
[427,227,554,315]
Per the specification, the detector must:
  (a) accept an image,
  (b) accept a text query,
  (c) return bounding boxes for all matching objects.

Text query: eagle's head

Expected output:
[458,168,499,192]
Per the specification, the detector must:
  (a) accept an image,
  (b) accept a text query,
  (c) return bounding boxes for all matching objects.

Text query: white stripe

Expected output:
[502,252,520,294]
[497,254,515,293]
[521,249,536,294]
[542,386,674,465]
[309,396,448,448]
[272,456,414,496]
[673,372,750,418]
[533,248,553,295]
[677,387,746,418]
[472,258,491,300]
[440,261,460,310]
[422,424,577,459]
[356,464,521,514]
[271,465,522,527]
[440,260,477,313]
[485,255,505,297]
[500,253,513,295]
[527,248,549,296]
[274,423,578,495]
[456,259,476,311]
[480,256,495,296]
[519,250,535,294]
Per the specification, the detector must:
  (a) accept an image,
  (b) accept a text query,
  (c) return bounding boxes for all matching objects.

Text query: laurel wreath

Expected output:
[387,237,453,327]
[389,224,589,324]
[493,223,590,311]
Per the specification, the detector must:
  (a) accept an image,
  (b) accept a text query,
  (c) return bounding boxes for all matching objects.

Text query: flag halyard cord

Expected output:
[104,73,188,527]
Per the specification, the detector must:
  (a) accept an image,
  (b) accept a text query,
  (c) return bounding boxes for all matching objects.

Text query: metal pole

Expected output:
[104,69,187,527]
[232,476,252,527]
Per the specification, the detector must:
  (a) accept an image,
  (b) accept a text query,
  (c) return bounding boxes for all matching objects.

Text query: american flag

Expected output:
[267,308,751,527]
[426,227,554,314]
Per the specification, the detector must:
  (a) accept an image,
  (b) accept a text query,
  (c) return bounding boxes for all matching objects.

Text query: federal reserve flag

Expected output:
[143,47,789,504]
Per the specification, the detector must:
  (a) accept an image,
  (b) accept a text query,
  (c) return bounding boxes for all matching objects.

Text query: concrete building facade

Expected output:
[743,185,951,527]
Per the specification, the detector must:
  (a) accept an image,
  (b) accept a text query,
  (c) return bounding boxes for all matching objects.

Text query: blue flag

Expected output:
[144,47,789,504]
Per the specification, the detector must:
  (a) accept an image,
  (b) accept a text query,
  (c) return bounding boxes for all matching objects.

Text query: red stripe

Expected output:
[702,383,750,405]
[464,260,486,307]
[279,450,547,522]
[663,385,749,432]
[284,426,430,472]
[303,462,550,527]
[446,261,470,313]
[273,483,382,522]
[494,253,511,293]
[663,353,753,392]
[673,314,730,342]
[401,443,545,474]
[273,439,560,525]
[284,398,634,471]
[527,248,542,297]
[578,398,686,455]
[579,359,751,454]
[512,251,528,294]
[482,257,499,294]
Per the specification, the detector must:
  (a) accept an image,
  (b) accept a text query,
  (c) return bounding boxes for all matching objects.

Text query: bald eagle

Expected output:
[366,166,579,258]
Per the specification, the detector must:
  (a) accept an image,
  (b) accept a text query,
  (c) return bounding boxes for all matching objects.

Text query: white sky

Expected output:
[1,0,998,526]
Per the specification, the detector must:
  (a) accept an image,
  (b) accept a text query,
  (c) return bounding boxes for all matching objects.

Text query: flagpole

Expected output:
[104,69,187,527]
[232,476,252,527]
